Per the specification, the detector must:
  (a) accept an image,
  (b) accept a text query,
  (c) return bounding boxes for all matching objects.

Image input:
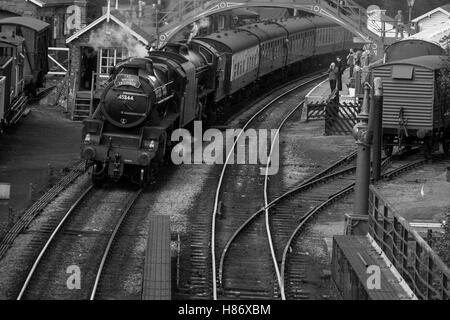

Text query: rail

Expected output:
[211,73,327,299]
[368,186,450,300]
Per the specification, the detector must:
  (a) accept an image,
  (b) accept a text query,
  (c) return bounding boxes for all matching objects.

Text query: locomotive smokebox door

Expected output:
[101,73,153,129]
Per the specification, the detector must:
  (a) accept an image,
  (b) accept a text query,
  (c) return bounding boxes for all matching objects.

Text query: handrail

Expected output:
[70,74,77,120]
[368,186,450,300]
[90,72,96,117]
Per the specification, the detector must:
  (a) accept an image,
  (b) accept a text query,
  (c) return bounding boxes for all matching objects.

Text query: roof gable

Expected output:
[412,6,450,23]
[66,12,150,46]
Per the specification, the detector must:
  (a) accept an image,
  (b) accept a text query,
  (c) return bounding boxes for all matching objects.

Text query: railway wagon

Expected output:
[0,33,27,130]
[371,55,450,155]
[0,16,50,95]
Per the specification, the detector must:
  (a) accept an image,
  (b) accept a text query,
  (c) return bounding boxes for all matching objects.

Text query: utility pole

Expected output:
[372,78,383,182]
[353,83,372,215]
[153,0,161,48]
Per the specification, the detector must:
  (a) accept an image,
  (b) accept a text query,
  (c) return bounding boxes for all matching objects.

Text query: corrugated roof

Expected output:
[382,55,450,71]
[0,16,49,32]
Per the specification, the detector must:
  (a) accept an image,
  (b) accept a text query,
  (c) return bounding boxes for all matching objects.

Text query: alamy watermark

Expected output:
[66,265,81,290]
[170,121,280,175]
[366,265,381,290]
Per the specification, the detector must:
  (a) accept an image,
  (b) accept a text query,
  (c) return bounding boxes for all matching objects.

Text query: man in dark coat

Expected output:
[328,62,338,91]
[336,56,343,91]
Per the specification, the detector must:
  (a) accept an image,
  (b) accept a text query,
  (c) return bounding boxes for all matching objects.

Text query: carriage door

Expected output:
[215,54,227,100]
[15,64,20,99]
[0,77,5,122]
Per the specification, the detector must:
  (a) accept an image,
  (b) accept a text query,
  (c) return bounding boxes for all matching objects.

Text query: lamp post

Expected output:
[153,0,161,48]
[407,0,416,36]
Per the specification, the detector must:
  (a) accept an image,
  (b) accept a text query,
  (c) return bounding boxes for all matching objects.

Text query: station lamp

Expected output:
[406,0,416,35]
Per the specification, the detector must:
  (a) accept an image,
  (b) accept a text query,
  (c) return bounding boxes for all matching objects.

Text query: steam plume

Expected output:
[88,24,148,58]
[187,17,210,43]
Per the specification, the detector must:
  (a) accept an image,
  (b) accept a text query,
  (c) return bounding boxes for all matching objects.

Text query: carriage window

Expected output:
[392,65,414,79]
[0,47,12,57]
[199,47,213,64]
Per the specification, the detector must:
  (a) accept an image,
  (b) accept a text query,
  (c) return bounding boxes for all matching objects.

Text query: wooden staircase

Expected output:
[72,91,92,121]
[71,73,107,122]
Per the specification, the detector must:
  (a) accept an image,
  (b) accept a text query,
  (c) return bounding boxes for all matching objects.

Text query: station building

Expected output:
[412,4,450,33]
[65,8,152,119]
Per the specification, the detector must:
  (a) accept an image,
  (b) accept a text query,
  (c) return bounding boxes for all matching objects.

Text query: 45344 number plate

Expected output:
[118,94,135,101]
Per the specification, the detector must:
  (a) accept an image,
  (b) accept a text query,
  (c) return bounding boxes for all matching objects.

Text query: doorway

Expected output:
[79,46,97,91]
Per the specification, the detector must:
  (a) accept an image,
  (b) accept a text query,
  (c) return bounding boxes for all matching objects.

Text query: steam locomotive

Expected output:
[81,16,354,185]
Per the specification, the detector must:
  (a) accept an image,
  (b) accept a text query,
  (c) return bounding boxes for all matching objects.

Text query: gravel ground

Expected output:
[0,102,81,231]
[0,173,91,299]
[271,112,355,300]
[375,157,450,222]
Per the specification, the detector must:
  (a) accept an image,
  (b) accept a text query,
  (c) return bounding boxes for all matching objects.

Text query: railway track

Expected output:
[16,185,142,300]
[207,73,329,300]
[218,151,358,299]
[0,161,86,261]
[217,139,430,300]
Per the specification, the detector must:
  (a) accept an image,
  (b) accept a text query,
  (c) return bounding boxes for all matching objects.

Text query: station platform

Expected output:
[305,68,357,105]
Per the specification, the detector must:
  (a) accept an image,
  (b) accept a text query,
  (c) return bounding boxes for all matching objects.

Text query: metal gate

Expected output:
[325,102,360,135]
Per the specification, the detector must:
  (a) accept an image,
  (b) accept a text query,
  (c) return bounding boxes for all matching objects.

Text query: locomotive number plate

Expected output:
[118,94,135,101]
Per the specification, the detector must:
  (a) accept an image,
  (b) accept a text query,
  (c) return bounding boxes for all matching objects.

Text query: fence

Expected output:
[48,47,69,76]
[368,186,450,300]
[305,88,360,135]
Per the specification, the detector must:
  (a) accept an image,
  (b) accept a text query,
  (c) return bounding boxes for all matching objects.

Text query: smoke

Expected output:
[187,17,211,43]
[88,24,148,58]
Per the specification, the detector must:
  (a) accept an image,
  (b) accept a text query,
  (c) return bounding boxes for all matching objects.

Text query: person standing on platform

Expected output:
[347,48,355,78]
[336,56,343,91]
[395,10,405,39]
[328,62,338,92]
[361,48,372,67]
[355,49,362,67]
